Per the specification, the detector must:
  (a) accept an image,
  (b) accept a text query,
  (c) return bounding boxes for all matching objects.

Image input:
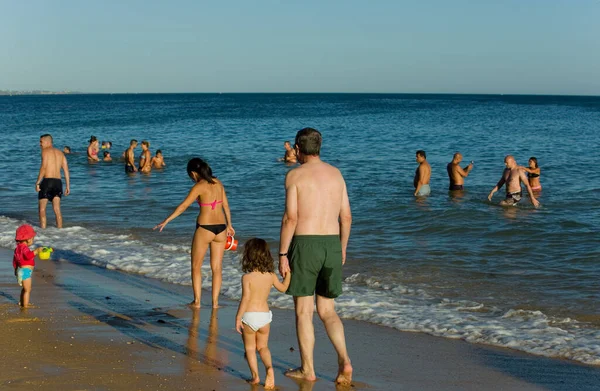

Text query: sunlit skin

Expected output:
[283,141,297,163]
[414,152,431,196]
[447,152,473,189]
[523,158,542,191]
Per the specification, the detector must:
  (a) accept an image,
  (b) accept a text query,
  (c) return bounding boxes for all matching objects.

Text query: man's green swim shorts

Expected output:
[286,235,343,298]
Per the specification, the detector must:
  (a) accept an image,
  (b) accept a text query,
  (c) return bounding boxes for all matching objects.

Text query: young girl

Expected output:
[13,224,41,307]
[236,238,290,389]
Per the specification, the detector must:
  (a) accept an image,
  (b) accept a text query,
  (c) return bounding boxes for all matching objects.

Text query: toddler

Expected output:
[235,238,290,389]
[13,224,40,307]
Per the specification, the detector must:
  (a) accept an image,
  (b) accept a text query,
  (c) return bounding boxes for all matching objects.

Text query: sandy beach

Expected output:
[1,247,599,390]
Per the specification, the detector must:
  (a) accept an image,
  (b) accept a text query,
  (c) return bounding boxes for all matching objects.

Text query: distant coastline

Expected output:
[0,90,83,96]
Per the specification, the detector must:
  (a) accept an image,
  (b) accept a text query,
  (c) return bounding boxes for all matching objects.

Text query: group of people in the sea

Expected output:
[63,136,167,172]
[16,127,545,388]
[414,150,541,207]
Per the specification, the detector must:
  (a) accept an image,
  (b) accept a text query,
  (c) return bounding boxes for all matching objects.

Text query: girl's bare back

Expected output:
[243,272,289,312]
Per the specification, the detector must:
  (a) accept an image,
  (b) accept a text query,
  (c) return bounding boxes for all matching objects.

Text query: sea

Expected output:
[0,93,599,365]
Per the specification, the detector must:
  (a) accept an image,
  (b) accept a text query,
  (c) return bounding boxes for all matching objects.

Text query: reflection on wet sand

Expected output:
[205,308,227,367]
[185,308,201,372]
[186,308,229,375]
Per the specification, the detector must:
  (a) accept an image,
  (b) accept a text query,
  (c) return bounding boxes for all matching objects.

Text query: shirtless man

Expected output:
[488,155,540,207]
[124,139,138,173]
[278,127,352,386]
[282,141,297,163]
[36,134,70,228]
[139,141,152,173]
[151,150,166,169]
[414,150,431,196]
[447,152,474,191]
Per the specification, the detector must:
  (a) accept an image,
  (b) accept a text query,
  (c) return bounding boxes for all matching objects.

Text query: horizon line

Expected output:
[2,91,600,98]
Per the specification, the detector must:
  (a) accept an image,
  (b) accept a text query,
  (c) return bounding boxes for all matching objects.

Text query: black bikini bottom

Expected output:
[195,223,226,235]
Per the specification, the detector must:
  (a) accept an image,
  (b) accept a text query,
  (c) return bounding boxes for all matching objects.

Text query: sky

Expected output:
[1,0,599,94]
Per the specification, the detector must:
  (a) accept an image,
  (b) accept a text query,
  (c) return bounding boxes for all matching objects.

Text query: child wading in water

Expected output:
[13,224,41,307]
[236,238,291,389]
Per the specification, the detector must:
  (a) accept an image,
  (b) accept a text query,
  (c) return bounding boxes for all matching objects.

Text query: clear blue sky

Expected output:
[1,0,599,94]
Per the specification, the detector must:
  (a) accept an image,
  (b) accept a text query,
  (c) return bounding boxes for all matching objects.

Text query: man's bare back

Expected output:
[40,148,68,181]
[286,161,346,235]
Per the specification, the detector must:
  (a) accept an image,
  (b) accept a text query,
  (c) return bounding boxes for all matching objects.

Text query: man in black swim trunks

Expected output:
[488,155,540,207]
[124,139,138,173]
[447,152,473,191]
[36,134,70,228]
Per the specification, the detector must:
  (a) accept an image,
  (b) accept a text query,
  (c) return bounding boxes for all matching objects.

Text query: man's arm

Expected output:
[488,173,506,201]
[36,151,46,192]
[520,170,540,207]
[414,165,425,196]
[339,179,352,265]
[62,154,70,195]
[458,163,473,178]
[279,172,298,277]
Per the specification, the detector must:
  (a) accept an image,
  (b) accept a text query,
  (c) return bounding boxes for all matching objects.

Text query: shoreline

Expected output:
[1,248,600,390]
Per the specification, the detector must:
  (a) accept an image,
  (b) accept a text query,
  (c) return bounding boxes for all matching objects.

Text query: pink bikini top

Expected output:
[198,199,223,210]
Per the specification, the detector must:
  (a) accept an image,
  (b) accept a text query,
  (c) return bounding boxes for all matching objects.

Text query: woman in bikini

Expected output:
[87,136,100,162]
[523,157,542,192]
[154,158,234,308]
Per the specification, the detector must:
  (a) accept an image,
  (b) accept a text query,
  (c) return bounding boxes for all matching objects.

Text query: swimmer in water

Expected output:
[151,149,166,169]
[282,141,297,163]
[87,136,99,162]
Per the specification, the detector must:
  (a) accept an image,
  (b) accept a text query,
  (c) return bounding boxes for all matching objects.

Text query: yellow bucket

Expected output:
[38,247,53,260]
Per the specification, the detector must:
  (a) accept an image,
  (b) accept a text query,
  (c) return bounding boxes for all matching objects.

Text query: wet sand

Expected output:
[1,248,599,390]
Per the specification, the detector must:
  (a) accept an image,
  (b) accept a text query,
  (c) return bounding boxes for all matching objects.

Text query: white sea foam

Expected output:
[1,216,599,366]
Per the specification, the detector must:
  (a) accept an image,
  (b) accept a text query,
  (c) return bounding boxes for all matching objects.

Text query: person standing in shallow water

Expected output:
[447,152,474,191]
[154,158,234,308]
[278,127,353,385]
[124,139,138,173]
[523,157,542,192]
[139,140,152,173]
[414,150,431,196]
[87,136,99,162]
[36,134,70,228]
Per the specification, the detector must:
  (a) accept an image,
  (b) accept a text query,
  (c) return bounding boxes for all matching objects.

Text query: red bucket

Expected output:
[225,235,238,251]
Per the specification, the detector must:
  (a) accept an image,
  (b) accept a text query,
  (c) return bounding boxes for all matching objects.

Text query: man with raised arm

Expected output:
[278,127,353,386]
[36,134,70,228]
[488,155,540,207]
[447,152,474,191]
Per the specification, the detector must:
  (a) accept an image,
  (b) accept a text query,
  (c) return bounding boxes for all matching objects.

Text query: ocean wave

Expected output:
[1,216,599,366]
